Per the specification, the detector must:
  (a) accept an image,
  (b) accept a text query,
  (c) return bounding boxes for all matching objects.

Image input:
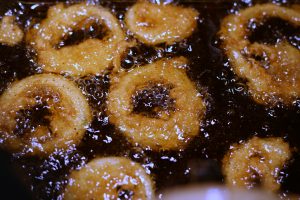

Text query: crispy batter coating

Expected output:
[107,57,205,151]
[26,3,125,76]
[125,1,199,45]
[0,74,92,156]
[219,4,300,106]
[0,16,23,46]
[223,137,291,191]
[64,157,154,200]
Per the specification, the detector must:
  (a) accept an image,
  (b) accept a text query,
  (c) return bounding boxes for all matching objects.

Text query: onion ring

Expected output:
[222,137,291,191]
[125,1,199,45]
[107,57,205,151]
[219,4,300,106]
[0,74,92,156]
[26,3,125,76]
[64,157,154,200]
[0,16,24,46]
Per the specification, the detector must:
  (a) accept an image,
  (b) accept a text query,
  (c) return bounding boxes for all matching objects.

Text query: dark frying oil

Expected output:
[54,18,110,49]
[0,0,299,199]
[248,17,300,49]
[132,84,176,118]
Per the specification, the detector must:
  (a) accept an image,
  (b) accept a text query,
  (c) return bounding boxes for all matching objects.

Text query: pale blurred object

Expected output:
[159,185,279,200]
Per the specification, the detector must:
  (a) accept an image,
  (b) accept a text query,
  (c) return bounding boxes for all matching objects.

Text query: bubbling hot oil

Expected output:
[0,0,299,199]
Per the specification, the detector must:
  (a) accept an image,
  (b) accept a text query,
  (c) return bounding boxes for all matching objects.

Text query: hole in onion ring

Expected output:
[248,17,300,49]
[247,167,263,188]
[117,186,135,200]
[248,49,271,70]
[14,102,51,137]
[132,82,176,119]
[54,17,110,49]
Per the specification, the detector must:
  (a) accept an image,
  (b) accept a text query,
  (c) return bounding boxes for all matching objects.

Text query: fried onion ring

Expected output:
[222,137,291,191]
[219,4,300,106]
[0,16,24,46]
[107,57,205,151]
[125,1,199,45]
[64,157,154,200]
[0,74,92,156]
[26,3,125,76]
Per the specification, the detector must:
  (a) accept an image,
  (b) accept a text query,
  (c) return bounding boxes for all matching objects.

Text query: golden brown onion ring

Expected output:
[26,3,125,76]
[219,4,300,106]
[107,57,205,151]
[0,74,92,156]
[125,1,199,45]
[0,16,24,46]
[222,137,291,191]
[64,157,154,200]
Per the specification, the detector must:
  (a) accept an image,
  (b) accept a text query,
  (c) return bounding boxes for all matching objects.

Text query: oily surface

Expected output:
[0,0,299,199]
